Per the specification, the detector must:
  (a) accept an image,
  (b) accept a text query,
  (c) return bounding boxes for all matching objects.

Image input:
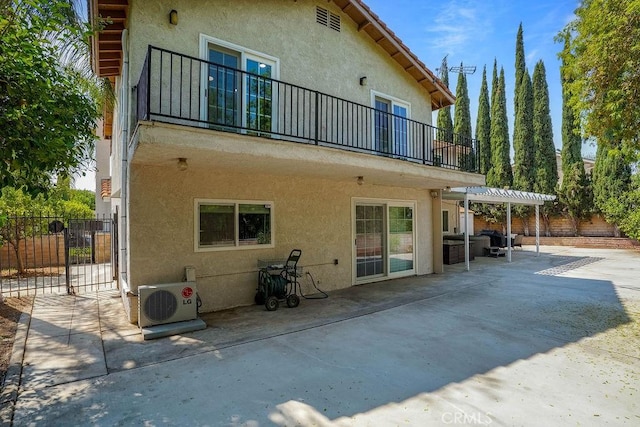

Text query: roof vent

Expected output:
[316,6,340,32]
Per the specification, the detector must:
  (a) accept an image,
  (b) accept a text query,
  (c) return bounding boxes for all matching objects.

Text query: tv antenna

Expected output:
[435,55,477,78]
[450,63,477,75]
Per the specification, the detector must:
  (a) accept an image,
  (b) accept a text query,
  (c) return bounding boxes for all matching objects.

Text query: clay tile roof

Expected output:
[100,178,111,199]
[333,0,455,109]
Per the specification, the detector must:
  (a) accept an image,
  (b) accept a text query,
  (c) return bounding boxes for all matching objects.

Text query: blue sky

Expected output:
[364,0,588,156]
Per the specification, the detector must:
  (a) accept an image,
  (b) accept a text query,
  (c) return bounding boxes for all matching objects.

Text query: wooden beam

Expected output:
[358,20,371,31]
[97,9,126,19]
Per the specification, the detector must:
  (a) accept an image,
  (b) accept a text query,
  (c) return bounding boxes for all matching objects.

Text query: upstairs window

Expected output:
[372,91,411,157]
[199,35,279,134]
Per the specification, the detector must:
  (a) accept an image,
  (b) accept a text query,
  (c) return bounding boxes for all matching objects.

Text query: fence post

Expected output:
[64,226,71,295]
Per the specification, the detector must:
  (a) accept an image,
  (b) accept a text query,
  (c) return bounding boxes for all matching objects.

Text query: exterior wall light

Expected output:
[357,176,364,185]
[177,157,188,171]
[430,190,439,199]
[169,10,178,25]
[359,76,367,86]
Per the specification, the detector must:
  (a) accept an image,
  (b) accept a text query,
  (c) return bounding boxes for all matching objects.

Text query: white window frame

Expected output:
[370,91,411,156]
[195,198,275,252]
[352,197,417,285]
[442,209,450,233]
[198,34,280,131]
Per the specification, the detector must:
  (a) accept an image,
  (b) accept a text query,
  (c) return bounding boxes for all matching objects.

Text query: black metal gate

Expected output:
[0,214,118,296]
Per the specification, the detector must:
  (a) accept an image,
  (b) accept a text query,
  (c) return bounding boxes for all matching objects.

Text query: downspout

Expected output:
[120,29,130,289]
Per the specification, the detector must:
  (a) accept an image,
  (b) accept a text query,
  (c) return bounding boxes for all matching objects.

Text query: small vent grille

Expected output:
[316,6,340,32]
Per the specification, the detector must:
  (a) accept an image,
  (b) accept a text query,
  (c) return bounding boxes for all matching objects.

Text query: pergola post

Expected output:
[464,192,470,271]
[535,204,540,256]
[506,201,512,262]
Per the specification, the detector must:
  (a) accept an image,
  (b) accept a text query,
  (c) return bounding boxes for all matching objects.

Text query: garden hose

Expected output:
[299,271,328,299]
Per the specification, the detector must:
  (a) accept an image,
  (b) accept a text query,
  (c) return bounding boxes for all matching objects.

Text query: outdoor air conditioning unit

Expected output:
[138,282,198,328]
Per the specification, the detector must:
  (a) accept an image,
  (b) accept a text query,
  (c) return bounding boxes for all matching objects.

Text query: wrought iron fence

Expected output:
[135,46,479,172]
[0,214,117,297]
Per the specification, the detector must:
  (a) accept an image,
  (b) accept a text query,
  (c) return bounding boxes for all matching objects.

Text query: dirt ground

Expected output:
[0,297,33,387]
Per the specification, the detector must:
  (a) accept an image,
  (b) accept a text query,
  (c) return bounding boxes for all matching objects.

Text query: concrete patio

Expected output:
[2,246,639,425]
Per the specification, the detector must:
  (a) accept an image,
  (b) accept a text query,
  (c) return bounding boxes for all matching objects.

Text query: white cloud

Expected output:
[425,2,492,55]
[526,49,539,65]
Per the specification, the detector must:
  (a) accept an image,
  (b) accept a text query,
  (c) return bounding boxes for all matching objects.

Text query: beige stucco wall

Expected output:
[126,0,433,124]
[128,164,434,313]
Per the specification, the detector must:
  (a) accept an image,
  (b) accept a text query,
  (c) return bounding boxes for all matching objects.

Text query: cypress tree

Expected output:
[532,60,557,195]
[512,70,534,193]
[476,66,491,175]
[437,56,453,143]
[490,59,498,113]
[512,70,535,233]
[514,23,525,119]
[487,67,512,189]
[453,64,474,171]
[592,143,632,236]
[559,37,591,235]
[453,65,472,140]
[532,60,558,236]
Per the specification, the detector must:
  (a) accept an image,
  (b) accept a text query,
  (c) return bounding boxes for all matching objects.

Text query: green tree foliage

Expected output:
[0,0,100,193]
[0,187,53,273]
[514,23,525,120]
[592,143,632,236]
[617,174,640,240]
[453,65,475,171]
[559,164,592,236]
[437,56,453,143]
[559,45,591,236]
[512,70,535,233]
[476,66,491,175]
[484,67,512,228]
[559,0,640,154]
[532,61,559,236]
[513,70,534,192]
[453,65,472,140]
[487,68,512,189]
[490,59,498,114]
[532,61,558,195]
[0,183,94,273]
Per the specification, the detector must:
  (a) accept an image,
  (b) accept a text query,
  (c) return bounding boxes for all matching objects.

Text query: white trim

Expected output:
[194,198,275,252]
[370,90,411,156]
[351,197,417,285]
[198,34,280,124]
[442,209,450,233]
[370,90,412,112]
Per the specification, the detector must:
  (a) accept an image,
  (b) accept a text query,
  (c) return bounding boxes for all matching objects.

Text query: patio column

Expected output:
[506,202,512,262]
[432,190,444,274]
[535,204,540,256]
[464,192,470,271]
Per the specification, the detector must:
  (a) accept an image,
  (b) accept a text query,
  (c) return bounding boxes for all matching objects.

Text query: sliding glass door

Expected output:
[202,37,278,133]
[354,201,415,282]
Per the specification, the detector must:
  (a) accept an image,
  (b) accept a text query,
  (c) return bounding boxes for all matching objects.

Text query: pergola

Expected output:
[442,187,556,271]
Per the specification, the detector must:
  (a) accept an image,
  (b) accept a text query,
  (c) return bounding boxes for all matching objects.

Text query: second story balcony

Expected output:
[134,46,480,173]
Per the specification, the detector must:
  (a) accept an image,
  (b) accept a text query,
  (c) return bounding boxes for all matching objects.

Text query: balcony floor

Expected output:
[130,121,485,190]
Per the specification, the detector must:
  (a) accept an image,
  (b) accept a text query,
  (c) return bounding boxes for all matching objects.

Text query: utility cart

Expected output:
[255,249,302,311]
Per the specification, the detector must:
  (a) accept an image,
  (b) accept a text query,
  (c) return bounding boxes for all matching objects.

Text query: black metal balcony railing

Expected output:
[135,46,479,172]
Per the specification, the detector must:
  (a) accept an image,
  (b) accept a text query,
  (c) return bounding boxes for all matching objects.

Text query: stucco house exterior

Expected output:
[89,0,485,323]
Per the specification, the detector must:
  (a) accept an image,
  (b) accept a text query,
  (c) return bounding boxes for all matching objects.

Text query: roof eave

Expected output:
[333,0,455,110]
